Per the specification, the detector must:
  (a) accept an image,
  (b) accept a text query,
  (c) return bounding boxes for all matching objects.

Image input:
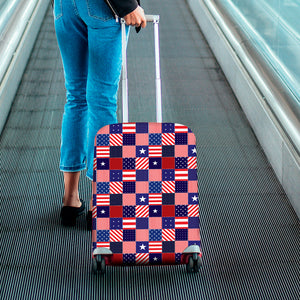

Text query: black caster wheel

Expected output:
[186,256,194,273]
[92,255,106,274]
[193,256,202,272]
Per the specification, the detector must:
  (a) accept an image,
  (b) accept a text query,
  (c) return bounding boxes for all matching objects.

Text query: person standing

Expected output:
[53,0,146,226]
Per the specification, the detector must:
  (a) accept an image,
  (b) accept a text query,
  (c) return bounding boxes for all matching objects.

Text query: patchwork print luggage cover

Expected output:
[92,122,202,266]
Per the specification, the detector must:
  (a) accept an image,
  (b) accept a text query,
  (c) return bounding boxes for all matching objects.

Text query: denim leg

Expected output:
[85,24,124,180]
[54,0,89,172]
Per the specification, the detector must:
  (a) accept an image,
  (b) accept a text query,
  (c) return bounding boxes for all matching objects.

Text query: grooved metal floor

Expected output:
[1,1,299,299]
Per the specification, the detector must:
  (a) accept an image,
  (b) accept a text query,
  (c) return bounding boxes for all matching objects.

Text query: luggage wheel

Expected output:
[92,255,106,274]
[186,253,202,273]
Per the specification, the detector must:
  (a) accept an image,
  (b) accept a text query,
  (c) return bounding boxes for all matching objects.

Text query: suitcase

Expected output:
[91,15,202,273]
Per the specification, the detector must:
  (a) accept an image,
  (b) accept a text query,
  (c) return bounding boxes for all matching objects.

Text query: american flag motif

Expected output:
[96,194,110,206]
[96,146,110,158]
[92,122,201,266]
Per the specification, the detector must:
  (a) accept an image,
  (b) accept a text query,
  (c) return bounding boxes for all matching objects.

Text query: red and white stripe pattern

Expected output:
[123,123,136,133]
[136,253,149,265]
[123,170,136,181]
[162,229,175,241]
[92,206,97,218]
[110,230,123,242]
[123,218,136,229]
[96,194,110,206]
[110,182,123,194]
[149,194,162,205]
[175,218,189,228]
[162,181,175,193]
[149,146,162,157]
[149,241,162,253]
[93,158,97,171]
[110,134,123,146]
[175,169,188,181]
[136,205,149,218]
[162,133,175,145]
[96,146,110,158]
[188,157,197,169]
[96,242,110,248]
[188,205,199,217]
[175,124,188,133]
[136,157,149,169]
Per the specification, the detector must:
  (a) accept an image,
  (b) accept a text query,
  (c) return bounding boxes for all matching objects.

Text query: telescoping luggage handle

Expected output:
[121,15,162,123]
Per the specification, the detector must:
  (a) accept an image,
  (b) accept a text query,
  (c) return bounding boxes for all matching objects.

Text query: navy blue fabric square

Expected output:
[97,230,109,242]
[175,157,187,169]
[150,254,162,264]
[136,123,148,133]
[189,217,199,228]
[110,242,122,254]
[188,169,197,181]
[97,158,109,170]
[110,194,122,205]
[162,217,175,229]
[97,134,109,146]
[123,230,136,241]
[110,218,122,229]
[162,146,174,157]
[175,205,188,217]
[136,146,148,157]
[162,123,175,133]
[97,206,109,218]
[110,146,122,157]
[136,218,148,229]
[189,193,199,204]
[136,242,149,253]
[149,181,162,193]
[110,170,122,182]
[162,170,175,181]
[175,229,188,240]
[123,134,135,145]
[175,133,187,145]
[110,123,122,133]
[124,254,135,264]
[149,206,162,217]
[189,240,201,247]
[136,194,149,205]
[136,170,148,181]
[149,158,162,169]
[188,145,197,156]
[175,253,181,263]
[162,241,175,253]
[123,206,135,217]
[97,182,109,194]
[149,229,162,241]
[175,181,188,193]
[123,158,135,169]
[123,182,135,194]
[149,134,161,145]
[162,193,175,205]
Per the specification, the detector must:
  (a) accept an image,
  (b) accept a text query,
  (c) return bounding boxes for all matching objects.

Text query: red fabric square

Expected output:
[162,253,175,264]
[110,206,123,218]
[110,158,123,170]
[162,157,175,169]
[162,205,175,217]
[110,254,123,265]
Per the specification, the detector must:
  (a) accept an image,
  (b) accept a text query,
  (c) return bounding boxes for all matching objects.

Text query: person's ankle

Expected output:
[63,196,82,208]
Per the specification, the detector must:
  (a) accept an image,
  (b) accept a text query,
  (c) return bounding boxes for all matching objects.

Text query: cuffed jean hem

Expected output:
[60,164,86,173]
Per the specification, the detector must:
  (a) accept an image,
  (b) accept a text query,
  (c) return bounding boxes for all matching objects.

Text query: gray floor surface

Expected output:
[1,1,299,299]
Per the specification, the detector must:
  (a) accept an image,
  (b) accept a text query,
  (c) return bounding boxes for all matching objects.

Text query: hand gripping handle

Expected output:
[121,15,162,123]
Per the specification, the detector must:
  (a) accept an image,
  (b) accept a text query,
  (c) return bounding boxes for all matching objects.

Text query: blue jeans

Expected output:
[54,0,128,180]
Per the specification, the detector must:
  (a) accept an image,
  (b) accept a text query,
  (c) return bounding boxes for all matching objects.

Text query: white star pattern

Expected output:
[153,161,158,166]
[101,162,105,166]
[153,209,158,213]
[153,257,158,261]
[101,210,106,214]
[139,148,146,154]
[140,244,146,250]
[140,196,146,202]
[192,147,197,154]
[192,195,198,202]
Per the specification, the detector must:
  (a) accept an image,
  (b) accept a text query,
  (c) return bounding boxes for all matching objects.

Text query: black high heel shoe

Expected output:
[60,200,85,226]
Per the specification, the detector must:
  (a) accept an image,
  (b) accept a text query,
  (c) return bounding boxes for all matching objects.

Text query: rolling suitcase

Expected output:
[92,15,202,273]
